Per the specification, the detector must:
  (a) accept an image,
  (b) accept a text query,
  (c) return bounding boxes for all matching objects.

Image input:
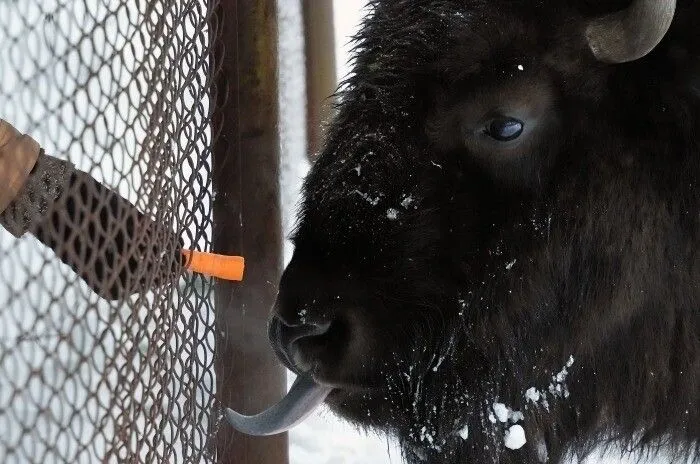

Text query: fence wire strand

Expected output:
[0,0,221,462]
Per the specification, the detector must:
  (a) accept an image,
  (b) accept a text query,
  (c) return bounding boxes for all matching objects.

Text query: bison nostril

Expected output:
[268,314,332,373]
[282,320,332,345]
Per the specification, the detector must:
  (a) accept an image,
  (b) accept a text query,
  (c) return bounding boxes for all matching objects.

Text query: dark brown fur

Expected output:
[273,1,700,462]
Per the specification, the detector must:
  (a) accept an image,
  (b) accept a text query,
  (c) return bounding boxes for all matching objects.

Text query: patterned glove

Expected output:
[0,119,183,300]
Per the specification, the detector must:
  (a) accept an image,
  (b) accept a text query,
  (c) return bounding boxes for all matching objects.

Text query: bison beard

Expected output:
[228,1,700,463]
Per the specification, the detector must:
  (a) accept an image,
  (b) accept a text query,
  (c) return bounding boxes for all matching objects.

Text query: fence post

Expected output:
[210,1,287,463]
[302,0,337,158]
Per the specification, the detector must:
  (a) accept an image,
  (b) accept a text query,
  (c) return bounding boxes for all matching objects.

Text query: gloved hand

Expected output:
[0,119,183,301]
[0,119,42,226]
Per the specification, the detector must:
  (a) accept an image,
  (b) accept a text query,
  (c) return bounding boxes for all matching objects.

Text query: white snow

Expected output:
[526,355,575,413]
[493,403,511,423]
[492,402,524,424]
[419,426,435,446]
[353,189,382,206]
[525,387,542,404]
[457,424,469,440]
[386,208,399,220]
[278,0,311,266]
[504,425,527,450]
[432,354,446,371]
[556,356,575,383]
[510,410,525,422]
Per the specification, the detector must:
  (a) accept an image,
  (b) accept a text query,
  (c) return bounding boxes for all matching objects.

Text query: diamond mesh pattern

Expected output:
[0,1,220,462]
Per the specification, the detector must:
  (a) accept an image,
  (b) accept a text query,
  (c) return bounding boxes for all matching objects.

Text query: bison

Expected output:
[228,0,700,462]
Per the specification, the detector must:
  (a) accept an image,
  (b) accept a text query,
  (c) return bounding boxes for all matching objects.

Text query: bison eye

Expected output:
[484,117,524,142]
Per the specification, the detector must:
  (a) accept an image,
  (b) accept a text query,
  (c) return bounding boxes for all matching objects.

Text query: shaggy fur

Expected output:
[272,1,700,462]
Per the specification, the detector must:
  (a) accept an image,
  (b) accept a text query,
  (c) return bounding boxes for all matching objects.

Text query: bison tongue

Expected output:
[225,374,332,436]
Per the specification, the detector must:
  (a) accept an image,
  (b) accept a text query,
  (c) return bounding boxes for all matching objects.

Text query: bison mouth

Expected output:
[225,373,333,436]
[226,371,393,436]
[224,316,335,436]
[225,312,383,436]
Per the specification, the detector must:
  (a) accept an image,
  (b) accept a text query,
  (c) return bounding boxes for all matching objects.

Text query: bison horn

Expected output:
[225,374,333,436]
[585,0,676,63]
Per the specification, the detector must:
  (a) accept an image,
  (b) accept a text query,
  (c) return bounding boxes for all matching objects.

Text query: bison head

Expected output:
[229,0,700,462]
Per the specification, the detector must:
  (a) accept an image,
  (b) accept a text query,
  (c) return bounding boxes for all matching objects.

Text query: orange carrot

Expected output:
[182,249,245,281]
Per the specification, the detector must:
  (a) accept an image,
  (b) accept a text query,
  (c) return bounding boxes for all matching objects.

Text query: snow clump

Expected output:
[401,195,415,208]
[457,424,469,440]
[493,403,510,423]
[525,355,575,411]
[352,189,381,206]
[504,425,527,450]
[492,402,524,424]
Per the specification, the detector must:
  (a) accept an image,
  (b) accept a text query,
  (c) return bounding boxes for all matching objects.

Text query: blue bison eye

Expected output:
[485,117,524,142]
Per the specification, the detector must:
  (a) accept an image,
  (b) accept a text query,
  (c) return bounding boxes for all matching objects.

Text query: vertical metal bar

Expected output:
[210,1,287,463]
[302,0,337,158]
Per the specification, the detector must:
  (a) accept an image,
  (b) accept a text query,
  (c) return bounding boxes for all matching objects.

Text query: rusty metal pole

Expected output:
[210,1,287,463]
[302,0,337,158]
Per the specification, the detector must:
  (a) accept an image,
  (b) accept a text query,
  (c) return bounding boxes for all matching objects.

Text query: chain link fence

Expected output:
[0,0,222,462]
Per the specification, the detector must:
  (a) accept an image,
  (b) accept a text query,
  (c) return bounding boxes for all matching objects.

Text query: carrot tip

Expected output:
[182,249,245,281]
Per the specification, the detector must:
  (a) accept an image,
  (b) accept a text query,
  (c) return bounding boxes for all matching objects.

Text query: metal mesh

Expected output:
[0,1,220,462]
